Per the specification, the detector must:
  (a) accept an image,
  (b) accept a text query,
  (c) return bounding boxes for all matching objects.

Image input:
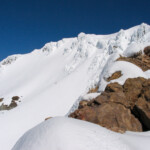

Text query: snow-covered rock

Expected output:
[99,61,148,91]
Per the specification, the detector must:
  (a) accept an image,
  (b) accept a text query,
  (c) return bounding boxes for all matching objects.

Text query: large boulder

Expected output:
[142,79,150,101]
[93,91,130,108]
[70,102,142,133]
[70,77,150,133]
[133,97,150,130]
[95,103,142,132]
[123,77,146,107]
[105,82,123,92]
[0,96,19,111]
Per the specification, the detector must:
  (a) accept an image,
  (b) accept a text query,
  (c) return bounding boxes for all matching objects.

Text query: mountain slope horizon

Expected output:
[1,23,150,150]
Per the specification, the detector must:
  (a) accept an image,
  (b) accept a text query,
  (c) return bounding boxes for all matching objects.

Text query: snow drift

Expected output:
[12,117,150,150]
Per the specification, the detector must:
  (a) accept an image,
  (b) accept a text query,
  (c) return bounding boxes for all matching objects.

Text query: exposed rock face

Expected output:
[12,96,20,101]
[0,101,17,111]
[0,98,3,102]
[107,71,122,82]
[70,77,150,133]
[0,96,20,111]
[144,46,150,56]
[78,100,89,109]
[117,46,150,71]
[105,82,123,92]
[70,102,142,133]
[45,117,52,121]
[123,77,146,107]
[88,85,99,93]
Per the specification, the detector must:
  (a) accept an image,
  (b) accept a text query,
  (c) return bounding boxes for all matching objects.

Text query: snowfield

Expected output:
[0,23,150,149]
[12,117,150,150]
[12,117,130,150]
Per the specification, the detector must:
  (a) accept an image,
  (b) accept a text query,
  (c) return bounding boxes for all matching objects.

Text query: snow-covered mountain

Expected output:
[1,23,150,150]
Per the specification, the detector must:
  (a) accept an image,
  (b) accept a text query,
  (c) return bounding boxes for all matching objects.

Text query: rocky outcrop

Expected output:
[117,46,150,71]
[144,46,150,56]
[123,77,146,107]
[0,98,3,102]
[45,117,52,121]
[70,102,142,133]
[88,86,99,93]
[106,71,122,82]
[12,96,20,101]
[70,77,150,133]
[0,96,20,111]
[0,101,17,111]
[133,97,150,130]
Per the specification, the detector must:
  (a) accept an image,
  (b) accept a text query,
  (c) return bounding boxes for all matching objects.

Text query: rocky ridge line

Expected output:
[69,46,150,133]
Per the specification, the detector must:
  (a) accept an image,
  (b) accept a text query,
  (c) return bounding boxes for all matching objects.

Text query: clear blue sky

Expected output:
[0,0,150,61]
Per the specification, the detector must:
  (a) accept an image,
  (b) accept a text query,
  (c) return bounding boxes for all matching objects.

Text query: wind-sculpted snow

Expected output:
[12,117,130,150]
[12,117,150,150]
[98,59,148,92]
[0,23,150,150]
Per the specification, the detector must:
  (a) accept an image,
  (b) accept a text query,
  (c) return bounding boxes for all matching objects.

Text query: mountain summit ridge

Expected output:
[1,23,150,65]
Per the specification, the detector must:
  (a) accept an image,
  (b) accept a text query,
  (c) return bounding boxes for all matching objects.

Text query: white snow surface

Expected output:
[12,117,150,150]
[12,117,129,150]
[81,93,100,100]
[0,23,150,150]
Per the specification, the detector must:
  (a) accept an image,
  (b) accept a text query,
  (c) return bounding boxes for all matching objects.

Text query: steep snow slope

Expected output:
[0,23,150,150]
